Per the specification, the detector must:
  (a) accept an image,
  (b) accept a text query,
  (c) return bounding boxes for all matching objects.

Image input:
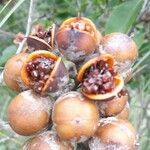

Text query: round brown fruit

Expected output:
[89,118,137,150]
[22,131,73,150]
[7,90,53,136]
[97,89,128,117]
[100,32,138,75]
[116,102,129,120]
[3,53,29,92]
[52,91,99,142]
[55,17,102,62]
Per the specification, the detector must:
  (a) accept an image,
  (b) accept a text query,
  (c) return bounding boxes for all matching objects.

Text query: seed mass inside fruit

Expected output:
[65,20,93,35]
[82,60,117,94]
[26,57,55,92]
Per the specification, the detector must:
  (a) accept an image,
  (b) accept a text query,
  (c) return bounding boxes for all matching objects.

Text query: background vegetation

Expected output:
[0,0,150,149]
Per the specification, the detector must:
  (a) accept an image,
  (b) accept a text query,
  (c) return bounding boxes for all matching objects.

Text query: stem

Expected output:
[132,50,150,72]
[16,0,35,54]
[0,0,13,16]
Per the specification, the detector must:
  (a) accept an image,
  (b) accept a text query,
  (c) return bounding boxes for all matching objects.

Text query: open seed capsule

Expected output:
[77,54,124,100]
[21,50,69,94]
[25,24,55,53]
[55,17,102,62]
[26,36,51,51]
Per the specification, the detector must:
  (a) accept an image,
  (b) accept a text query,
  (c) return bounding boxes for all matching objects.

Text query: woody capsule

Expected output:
[21,50,69,94]
[77,54,124,100]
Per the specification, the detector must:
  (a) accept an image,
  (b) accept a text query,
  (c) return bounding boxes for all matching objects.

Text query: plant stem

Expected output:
[16,0,35,54]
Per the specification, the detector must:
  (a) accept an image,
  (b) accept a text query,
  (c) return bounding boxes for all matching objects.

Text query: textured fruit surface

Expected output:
[52,92,99,141]
[92,118,137,150]
[100,32,138,62]
[22,131,73,150]
[7,90,52,136]
[4,53,28,92]
[97,90,128,117]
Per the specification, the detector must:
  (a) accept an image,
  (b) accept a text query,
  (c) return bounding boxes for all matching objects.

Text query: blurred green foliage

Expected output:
[0,0,150,149]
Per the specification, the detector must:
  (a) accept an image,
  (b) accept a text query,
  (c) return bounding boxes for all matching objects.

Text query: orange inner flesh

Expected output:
[82,60,117,94]
[26,57,55,93]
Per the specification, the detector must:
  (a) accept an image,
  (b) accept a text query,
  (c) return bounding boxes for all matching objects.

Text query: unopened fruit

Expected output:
[52,91,99,141]
[22,131,73,150]
[7,90,53,136]
[97,89,128,117]
[55,17,102,62]
[3,53,28,92]
[116,102,129,120]
[77,54,124,100]
[89,118,137,150]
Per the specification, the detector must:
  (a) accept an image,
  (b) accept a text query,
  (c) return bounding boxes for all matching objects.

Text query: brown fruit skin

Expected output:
[22,131,73,150]
[94,118,137,150]
[26,36,51,51]
[55,17,102,62]
[52,91,99,141]
[100,32,138,62]
[116,102,129,120]
[7,90,53,136]
[3,53,29,92]
[97,92,128,117]
[100,32,138,73]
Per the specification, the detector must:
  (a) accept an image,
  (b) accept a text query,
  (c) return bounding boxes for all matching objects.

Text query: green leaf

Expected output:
[105,0,144,34]
[140,43,150,54]
[133,30,145,49]
[0,45,17,66]
[0,0,26,28]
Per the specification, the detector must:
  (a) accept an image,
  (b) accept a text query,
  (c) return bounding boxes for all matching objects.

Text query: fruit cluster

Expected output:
[4,17,139,150]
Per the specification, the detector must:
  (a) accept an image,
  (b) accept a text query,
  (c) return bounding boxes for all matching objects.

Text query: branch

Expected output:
[16,0,35,54]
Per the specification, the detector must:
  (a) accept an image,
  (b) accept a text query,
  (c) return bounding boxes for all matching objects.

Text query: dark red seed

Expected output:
[26,57,55,92]
[82,60,116,94]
